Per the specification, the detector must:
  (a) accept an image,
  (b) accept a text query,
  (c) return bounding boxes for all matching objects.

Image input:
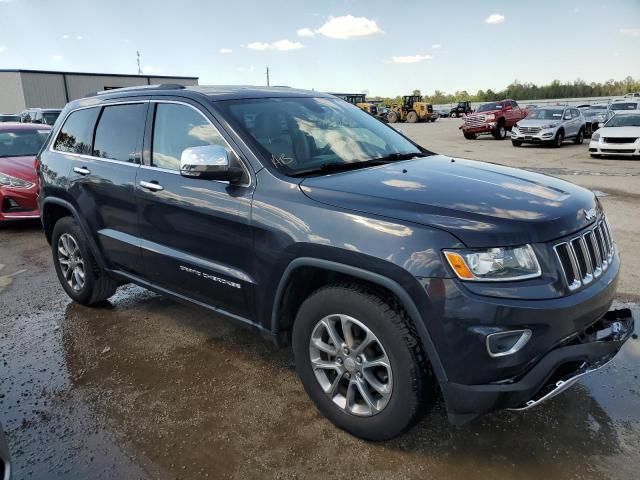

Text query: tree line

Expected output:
[370,77,640,105]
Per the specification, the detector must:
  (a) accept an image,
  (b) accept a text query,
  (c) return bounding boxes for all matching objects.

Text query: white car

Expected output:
[589,111,640,159]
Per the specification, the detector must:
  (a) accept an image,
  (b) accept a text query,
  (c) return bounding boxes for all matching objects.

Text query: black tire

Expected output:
[574,128,585,144]
[590,154,602,158]
[463,132,477,140]
[512,140,522,147]
[406,111,418,123]
[51,216,118,305]
[430,118,436,123]
[387,111,398,124]
[450,112,457,118]
[492,120,507,140]
[292,284,431,441]
[553,129,564,148]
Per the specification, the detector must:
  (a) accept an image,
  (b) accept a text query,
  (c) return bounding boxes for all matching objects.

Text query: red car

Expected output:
[0,123,51,224]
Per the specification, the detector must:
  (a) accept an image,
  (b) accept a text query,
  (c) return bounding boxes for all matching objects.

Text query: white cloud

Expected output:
[237,65,255,73]
[391,54,432,64]
[0,46,7,53]
[62,34,70,39]
[620,27,640,37]
[76,35,83,40]
[432,44,441,49]
[219,48,233,54]
[247,40,304,51]
[316,15,383,39]
[272,39,304,51]
[247,42,271,50]
[485,13,505,24]
[297,27,315,37]
[52,55,63,61]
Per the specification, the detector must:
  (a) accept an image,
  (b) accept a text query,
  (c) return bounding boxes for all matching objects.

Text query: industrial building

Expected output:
[0,69,199,113]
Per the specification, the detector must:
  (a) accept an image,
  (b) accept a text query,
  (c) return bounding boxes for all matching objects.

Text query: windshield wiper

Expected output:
[290,152,426,178]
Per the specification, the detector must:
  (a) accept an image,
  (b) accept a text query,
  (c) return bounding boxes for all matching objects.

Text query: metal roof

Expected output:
[0,69,198,80]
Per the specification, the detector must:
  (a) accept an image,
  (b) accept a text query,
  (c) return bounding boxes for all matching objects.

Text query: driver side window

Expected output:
[151,103,237,171]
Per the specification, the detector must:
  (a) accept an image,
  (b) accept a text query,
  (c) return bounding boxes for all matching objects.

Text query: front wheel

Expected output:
[292,284,431,441]
[512,140,522,147]
[464,132,477,140]
[406,111,418,123]
[450,112,457,118]
[554,130,564,148]
[387,111,398,123]
[574,128,585,144]
[492,122,507,140]
[51,216,118,305]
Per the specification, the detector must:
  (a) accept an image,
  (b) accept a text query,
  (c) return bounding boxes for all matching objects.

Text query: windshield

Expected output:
[0,129,50,157]
[604,114,640,127]
[0,115,20,123]
[218,97,422,176]
[477,103,503,112]
[610,102,639,111]
[527,109,564,120]
[42,111,61,125]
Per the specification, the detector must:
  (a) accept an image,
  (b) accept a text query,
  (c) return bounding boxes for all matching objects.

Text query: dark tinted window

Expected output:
[152,103,231,170]
[93,104,146,163]
[42,111,61,125]
[0,128,51,157]
[54,107,99,154]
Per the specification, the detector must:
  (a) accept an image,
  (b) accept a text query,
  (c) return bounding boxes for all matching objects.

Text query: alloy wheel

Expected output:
[309,314,393,416]
[57,233,85,291]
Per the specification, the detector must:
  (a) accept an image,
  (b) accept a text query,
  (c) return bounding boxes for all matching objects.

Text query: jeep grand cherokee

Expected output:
[37,85,633,441]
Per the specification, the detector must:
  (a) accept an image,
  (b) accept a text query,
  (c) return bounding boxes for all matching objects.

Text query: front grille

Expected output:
[464,114,486,128]
[554,218,615,291]
[603,137,638,144]
[601,148,636,153]
[518,126,541,135]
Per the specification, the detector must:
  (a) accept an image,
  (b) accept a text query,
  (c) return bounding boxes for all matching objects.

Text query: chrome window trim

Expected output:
[148,100,252,188]
[47,99,253,188]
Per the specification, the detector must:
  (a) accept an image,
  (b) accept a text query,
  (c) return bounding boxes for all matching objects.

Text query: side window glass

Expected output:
[93,104,146,163]
[53,107,100,154]
[572,109,580,119]
[151,103,236,171]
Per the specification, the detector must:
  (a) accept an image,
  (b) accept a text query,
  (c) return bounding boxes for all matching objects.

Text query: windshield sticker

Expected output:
[272,154,295,167]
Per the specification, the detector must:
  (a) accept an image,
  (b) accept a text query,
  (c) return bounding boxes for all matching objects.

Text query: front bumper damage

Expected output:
[441,308,634,425]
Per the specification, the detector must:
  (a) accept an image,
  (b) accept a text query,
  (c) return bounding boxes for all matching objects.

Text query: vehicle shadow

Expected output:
[0,218,42,232]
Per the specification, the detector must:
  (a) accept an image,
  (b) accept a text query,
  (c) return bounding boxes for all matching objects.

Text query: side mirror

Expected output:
[180,145,243,183]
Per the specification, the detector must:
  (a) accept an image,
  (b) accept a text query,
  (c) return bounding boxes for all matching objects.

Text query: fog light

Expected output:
[486,329,531,357]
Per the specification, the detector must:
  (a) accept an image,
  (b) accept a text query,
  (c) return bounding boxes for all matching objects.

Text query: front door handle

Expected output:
[73,166,91,176]
[140,180,164,192]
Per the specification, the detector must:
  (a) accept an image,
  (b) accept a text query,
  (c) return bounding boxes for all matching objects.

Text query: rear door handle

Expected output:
[73,166,91,176]
[140,180,164,192]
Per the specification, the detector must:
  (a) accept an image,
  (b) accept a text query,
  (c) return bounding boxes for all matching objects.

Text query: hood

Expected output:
[0,155,38,183]
[598,126,640,137]
[300,155,598,247]
[516,118,563,127]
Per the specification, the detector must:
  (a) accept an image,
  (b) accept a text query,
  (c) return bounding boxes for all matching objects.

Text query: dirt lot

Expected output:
[1,119,639,480]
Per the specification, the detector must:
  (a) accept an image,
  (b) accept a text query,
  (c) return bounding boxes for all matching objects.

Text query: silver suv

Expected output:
[511,107,586,147]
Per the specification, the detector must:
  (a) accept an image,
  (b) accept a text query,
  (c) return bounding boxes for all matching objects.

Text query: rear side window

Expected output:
[54,107,99,155]
[93,104,146,163]
[151,103,232,171]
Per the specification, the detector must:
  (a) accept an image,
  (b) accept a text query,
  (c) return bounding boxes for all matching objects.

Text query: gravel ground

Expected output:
[0,119,639,480]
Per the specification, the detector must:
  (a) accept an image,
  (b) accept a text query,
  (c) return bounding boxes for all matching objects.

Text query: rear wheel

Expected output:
[387,111,398,123]
[450,112,457,118]
[574,128,585,144]
[554,130,564,148]
[51,216,118,305]
[492,121,507,140]
[406,111,418,123]
[292,284,431,441]
[463,132,477,140]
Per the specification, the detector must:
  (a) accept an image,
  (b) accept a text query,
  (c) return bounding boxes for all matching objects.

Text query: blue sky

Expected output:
[1,0,639,96]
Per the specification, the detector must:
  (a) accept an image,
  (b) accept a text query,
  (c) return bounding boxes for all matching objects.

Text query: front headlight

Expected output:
[444,245,541,281]
[591,132,600,141]
[540,123,558,129]
[0,172,34,189]
[485,114,495,121]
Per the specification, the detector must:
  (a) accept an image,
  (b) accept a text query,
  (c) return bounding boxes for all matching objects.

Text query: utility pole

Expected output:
[136,51,142,75]
[265,66,270,87]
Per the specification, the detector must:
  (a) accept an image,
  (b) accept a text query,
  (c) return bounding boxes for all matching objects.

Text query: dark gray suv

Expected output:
[37,85,633,440]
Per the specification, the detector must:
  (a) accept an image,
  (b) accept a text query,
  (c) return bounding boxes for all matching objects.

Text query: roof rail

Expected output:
[86,84,187,97]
